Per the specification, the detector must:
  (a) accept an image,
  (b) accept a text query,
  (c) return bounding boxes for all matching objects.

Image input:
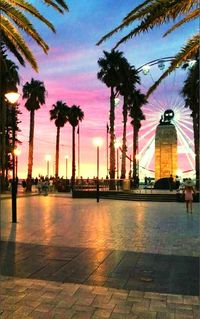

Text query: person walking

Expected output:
[183,179,195,214]
[169,174,174,191]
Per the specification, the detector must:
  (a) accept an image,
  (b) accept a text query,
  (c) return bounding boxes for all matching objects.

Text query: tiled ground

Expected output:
[0,195,199,318]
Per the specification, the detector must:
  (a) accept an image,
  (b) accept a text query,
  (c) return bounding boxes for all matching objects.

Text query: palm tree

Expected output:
[0,46,20,192]
[22,78,46,191]
[117,64,140,179]
[0,0,68,71]
[97,0,199,96]
[97,50,129,184]
[181,57,199,187]
[67,105,84,190]
[129,90,147,185]
[50,101,69,180]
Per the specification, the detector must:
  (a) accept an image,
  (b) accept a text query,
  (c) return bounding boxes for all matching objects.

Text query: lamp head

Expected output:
[5,92,20,104]
[45,154,51,161]
[93,137,103,147]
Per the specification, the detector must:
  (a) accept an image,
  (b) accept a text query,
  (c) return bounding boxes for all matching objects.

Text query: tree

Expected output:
[22,78,46,191]
[67,105,84,190]
[97,0,199,96]
[129,90,147,185]
[97,49,130,184]
[0,0,68,71]
[117,64,140,179]
[0,46,20,191]
[50,101,69,180]
[181,57,199,187]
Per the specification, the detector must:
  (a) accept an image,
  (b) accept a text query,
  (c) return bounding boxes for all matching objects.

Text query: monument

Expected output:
[155,109,177,180]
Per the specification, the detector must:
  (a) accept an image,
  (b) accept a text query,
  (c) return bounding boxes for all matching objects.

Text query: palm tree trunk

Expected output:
[55,126,60,180]
[121,98,128,179]
[26,110,35,191]
[133,125,138,185]
[193,115,199,188]
[0,99,7,192]
[109,87,116,189]
[71,125,76,191]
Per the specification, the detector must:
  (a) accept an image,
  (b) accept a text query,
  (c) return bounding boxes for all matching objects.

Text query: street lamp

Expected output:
[45,154,51,178]
[65,155,69,179]
[5,91,20,223]
[93,137,103,203]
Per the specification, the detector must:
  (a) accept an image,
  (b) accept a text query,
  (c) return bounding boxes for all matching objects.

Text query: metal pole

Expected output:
[117,148,119,179]
[16,156,18,179]
[66,158,68,179]
[97,146,100,203]
[12,109,17,223]
[78,125,80,178]
[47,160,49,177]
[106,124,109,176]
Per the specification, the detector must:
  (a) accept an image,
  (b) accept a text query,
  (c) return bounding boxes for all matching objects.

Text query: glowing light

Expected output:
[93,137,103,147]
[45,154,51,161]
[142,64,150,75]
[114,139,121,149]
[114,97,120,107]
[14,148,21,156]
[188,60,196,70]
[5,92,20,104]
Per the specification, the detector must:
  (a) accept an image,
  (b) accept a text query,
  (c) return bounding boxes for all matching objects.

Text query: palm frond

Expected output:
[146,34,199,97]
[164,8,200,36]
[1,2,49,52]
[6,0,56,31]
[97,0,199,46]
[1,16,38,71]
[42,0,69,13]
[1,34,25,66]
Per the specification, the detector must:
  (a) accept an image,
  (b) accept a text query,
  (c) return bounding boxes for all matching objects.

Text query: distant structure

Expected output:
[155,109,177,180]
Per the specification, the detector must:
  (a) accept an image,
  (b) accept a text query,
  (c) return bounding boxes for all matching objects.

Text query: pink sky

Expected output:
[13,1,196,180]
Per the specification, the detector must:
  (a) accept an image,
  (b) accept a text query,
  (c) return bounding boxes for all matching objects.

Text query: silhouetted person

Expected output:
[169,174,173,191]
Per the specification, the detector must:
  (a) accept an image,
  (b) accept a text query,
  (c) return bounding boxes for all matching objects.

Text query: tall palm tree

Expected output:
[67,105,84,189]
[181,57,199,187]
[0,0,68,71]
[0,46,20,192]
[22,78,46,191]
[97,0,199,96]
[117,64,140,179]
[50,101,69,180]
[129,90,147,185]
[97,49,129,183]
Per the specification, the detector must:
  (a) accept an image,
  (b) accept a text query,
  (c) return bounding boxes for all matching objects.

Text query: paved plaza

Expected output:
[0,194,199,318]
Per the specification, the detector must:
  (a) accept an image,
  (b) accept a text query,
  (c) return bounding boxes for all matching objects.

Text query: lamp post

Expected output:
[65,155,69,179]
[5,91,20,223]
[45,154,51,178]
[93,137,103,203]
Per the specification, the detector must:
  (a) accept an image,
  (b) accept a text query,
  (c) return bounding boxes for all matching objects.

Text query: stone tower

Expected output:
[155,110,178,180]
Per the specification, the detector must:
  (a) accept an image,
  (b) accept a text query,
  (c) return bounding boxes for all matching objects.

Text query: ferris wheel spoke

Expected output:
[175,125,195,169]
[176,121,194,134]
[139,134,155,157]
[139,139,155,169]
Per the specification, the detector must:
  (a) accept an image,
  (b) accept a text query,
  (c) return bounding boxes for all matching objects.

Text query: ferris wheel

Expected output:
[124,57,196,178]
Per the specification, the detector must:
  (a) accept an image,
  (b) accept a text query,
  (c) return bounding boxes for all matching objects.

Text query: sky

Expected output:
[12,0,197,179]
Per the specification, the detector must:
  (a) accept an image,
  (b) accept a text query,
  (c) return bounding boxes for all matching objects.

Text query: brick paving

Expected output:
[0,195,199,318]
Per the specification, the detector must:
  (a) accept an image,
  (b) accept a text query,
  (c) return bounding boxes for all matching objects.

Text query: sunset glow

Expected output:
[11,0,197,180]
